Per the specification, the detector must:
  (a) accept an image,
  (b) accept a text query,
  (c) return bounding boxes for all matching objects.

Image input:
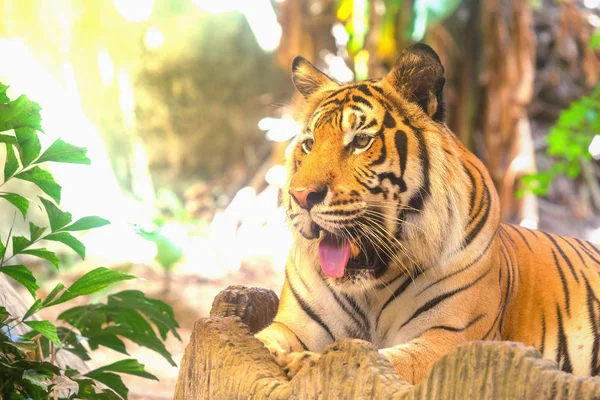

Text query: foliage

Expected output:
[519,30,600,199]
[519,86,600,198]
[335,0,461,79]
[0,83,180,399]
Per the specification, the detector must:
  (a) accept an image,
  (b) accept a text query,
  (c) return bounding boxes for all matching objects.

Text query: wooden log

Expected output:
[209,285,279,334]
[175,286,600,399]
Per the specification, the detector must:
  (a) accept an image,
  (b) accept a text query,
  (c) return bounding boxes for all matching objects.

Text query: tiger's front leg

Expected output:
[255,320,321,378]
[379,331,473,384]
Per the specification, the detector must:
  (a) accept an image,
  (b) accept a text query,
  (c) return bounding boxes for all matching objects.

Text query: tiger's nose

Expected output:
[289,187,328,210]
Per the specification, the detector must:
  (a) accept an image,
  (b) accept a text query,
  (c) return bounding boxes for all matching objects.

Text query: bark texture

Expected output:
[175,286,600,399]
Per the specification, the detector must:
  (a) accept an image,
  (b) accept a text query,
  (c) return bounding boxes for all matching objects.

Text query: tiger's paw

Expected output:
[280,351,321,379]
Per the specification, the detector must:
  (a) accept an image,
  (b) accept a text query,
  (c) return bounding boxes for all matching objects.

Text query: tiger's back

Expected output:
[501,224,600,375]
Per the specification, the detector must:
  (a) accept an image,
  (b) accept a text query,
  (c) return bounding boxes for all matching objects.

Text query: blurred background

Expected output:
[1,0,600,397]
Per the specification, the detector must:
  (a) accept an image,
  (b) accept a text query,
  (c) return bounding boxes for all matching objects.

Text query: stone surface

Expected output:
[175,286,600,399]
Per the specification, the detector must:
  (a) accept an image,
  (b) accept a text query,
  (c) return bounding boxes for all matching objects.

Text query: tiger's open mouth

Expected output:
[312,223,379,278]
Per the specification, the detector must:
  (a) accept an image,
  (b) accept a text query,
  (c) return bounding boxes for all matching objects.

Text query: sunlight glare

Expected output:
[97,50,114,86]
[112,0,154,23]
[144,27,164,50]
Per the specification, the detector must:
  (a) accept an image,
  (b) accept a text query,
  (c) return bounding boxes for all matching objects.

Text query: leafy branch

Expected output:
[0,83,180,399]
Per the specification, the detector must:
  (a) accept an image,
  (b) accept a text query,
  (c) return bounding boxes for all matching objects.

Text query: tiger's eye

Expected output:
[302,139,314,153]
[353,134,371,149]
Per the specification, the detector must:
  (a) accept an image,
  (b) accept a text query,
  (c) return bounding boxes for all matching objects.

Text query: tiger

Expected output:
[255,43,600,385]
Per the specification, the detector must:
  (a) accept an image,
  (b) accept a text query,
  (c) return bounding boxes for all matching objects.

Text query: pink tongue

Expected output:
[318,237,351,278]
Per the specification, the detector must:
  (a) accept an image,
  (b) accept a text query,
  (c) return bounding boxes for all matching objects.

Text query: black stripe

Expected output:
[342,293,372,340]
[498,234,514,331]
[463,161,492,246]
[555,303,573,373]
[542,232,579,283]
[419,235,494,294]
[272,321,309,351]
[383,112,396,128]
[394,130,408,192]
[504,224,532,251]
[355,84,371,96]
[463,162,477,223]
[360,118,378,131]
[540,312,546,355]
[368,126,387,166]
[522,226,539,238]
[405,120,431,213]
[375,272,404,290]
[481,307,501,340]
[324,281,368,339]
[582,274,600,375]
[574,238,600,266]
[424,313,485,333]
[559,236,587,268]
[352,95,373,108]
[586,241,600,256]
[319,97,344,109]
[551,248,571,317]
[401,265,493,329]
[376,269,425,328]
[370,85,385,95]
[285,270,335,341]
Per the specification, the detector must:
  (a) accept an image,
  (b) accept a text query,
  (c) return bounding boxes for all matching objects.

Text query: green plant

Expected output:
[0,83,180,398]
[519,85,600,198]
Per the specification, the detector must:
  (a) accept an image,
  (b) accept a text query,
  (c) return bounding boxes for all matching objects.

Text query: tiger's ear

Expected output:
[292,56,338,98]
[385,43,445,122]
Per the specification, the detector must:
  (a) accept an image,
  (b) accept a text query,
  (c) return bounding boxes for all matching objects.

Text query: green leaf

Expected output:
[87,359,158,381]
[109,290,180,341]
[0,193,29,218]
[88,324,175,365]
[87,331,128,354]
[6,339,37,353]
[47,267,136,306]
[29,222,46,242]
[591,28,600,50]
[23,299,43,320]
[36,138,90,165]
[23,320,60,346]
[55,326,90,361]
[0,134,17,144]
[41,282,65,307]
[58,304,105,334]
[22,369,53,390]
[44,232,85,259]
[21,248,59,270]
[15,167,61,203]
[0,305,8,321]
[12,236,31,254]
[0,83,9,103]
[72,377,122,400]
[14,128,41,167]
[0,236,4,259]
[62,216,110,232]
[85,371,128,399]
[39,197,71,231]
[0,265,38,297]
[0,94,43,132]
[117,329,176,366]
[4,143,19,181]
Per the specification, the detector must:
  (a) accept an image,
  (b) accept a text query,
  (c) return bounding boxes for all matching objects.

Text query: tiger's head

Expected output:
[285,43,475,287]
